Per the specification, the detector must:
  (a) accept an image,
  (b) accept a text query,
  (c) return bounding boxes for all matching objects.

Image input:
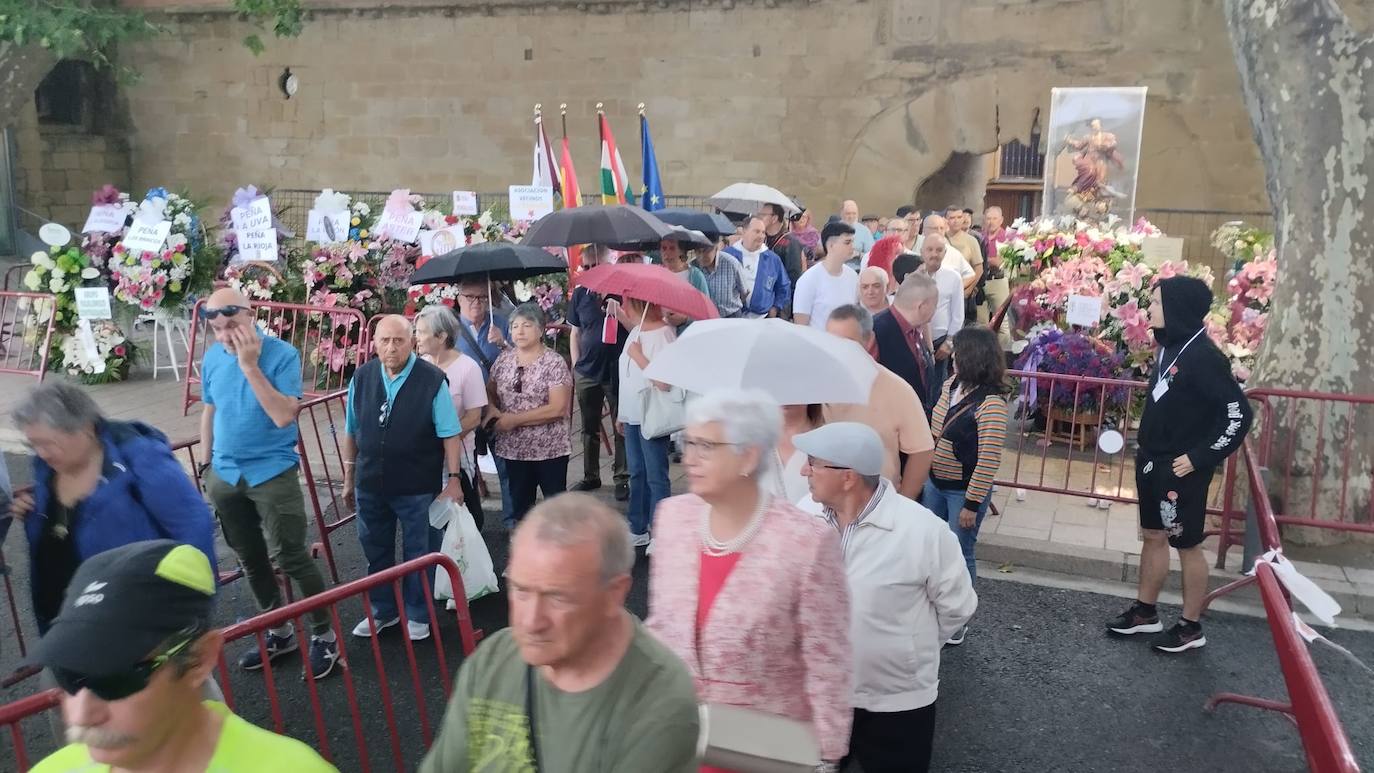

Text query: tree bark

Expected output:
[0,42,55,131]
[1225,0,1374,542]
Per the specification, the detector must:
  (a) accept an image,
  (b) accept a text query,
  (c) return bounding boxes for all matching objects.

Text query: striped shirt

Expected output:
[929,385,1008,510]
[822,478,890,554]
[698,252,747,317]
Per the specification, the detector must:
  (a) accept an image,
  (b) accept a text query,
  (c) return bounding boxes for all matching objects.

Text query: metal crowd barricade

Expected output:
[181,299,369,415]
[0,554,482,773]
[0,291,57,381]
[295,391,352,583]
[1,264,31,293]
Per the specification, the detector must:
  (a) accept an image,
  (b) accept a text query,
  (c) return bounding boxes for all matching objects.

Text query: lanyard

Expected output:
[1156,328,1205,385]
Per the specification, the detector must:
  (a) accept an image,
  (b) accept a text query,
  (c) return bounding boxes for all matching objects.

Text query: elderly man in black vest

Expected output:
[342,314,465,642]
[873,273,940,416]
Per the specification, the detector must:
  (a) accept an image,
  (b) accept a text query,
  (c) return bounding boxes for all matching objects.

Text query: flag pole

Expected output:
[560,103,568,140]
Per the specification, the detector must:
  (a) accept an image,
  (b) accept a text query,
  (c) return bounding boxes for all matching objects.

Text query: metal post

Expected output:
[0,127,17,258]
[1241,466,1272,571]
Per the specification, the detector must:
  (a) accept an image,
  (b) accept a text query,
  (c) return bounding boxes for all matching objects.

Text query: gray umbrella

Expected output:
[521,204,673,248]
[654,208,737,240]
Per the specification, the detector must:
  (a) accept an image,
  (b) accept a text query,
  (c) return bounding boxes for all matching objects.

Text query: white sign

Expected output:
[231,197,279,262]
[452,191,478,217]
[376,209,424,244]
[120,219,172,254]
[306,209,349,244]
[508,185,554,222]
[74,287,113,320]
[1140,236,1185,264]
[75,319,106,374]
[39,223,71,248]
[1066,294,1103,328]
[420,225,466,258]
[82,205,127,235]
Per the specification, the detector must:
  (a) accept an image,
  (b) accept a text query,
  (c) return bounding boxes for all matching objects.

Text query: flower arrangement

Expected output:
[999,215,1161,276]
[1015,328,1130,413]
[1207,223,1277,382]
[406,282,463,314]
[1211,221,1274,271]
[513,275,569,322]
[108,189,203,312]
[81,184,139,270]
[217,185,296,275]
[61,320,133,384]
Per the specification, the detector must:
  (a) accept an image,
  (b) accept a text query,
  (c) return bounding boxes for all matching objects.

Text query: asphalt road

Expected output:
[3,493,1373,773]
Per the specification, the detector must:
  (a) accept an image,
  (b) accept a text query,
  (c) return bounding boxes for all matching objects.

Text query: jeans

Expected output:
[207,466,331,635]
[922,480,990,581]
[575,375,628,486]
[624,424,671,536]
[842,703,937,773]
[502,456,569,524]
[493,455,516,530]
[354,489,442,625]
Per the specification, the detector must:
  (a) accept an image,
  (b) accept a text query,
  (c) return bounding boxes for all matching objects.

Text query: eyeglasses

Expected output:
[203,304,247,320]
[379,400,392,428]
[682,437,741,457]
[804,456,851,471]
[514,365,525,394]
[458,293,488,303]
[51,630,198,701]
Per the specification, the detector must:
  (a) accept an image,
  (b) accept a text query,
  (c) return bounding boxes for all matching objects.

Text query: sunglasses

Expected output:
[203,304,247,320]
[51,631,198,701]
[514,365,524,394]
[379,400,392,428]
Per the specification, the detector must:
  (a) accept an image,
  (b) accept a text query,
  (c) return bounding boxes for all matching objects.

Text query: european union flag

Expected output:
[640,114,665,212]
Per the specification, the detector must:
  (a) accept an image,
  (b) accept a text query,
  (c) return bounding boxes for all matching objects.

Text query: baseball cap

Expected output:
[31,540,216,678]
[792,422,885,477]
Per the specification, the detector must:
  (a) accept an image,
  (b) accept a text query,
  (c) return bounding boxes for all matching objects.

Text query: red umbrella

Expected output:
[579,262,719,320]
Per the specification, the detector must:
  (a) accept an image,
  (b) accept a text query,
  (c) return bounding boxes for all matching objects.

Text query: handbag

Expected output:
[639,384,686,439]
[697,703,821,773]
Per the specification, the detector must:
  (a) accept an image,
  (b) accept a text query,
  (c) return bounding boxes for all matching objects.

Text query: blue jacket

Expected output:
[25,421,216,629]
[723,245,792,316]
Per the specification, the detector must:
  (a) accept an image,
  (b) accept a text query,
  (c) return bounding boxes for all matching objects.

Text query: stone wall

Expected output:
[20,0,1270,225]
[13,115,132,231]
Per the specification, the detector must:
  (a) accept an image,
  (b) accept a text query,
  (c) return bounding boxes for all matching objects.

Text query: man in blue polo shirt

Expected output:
[454,277,515,525]
[342,315,465,642]
[199,288,339,679]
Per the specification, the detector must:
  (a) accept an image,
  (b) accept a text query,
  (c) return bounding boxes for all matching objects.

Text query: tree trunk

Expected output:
[0,42,54,131]
[1224,0,1374,544]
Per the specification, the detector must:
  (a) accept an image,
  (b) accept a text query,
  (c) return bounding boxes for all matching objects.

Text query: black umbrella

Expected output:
[654,208,736,240]
[409,240,567,284]
[611,225,714,253]
[521,204,673,249]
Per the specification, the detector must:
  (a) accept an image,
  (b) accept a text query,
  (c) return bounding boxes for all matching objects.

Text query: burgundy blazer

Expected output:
[646,493,853,761]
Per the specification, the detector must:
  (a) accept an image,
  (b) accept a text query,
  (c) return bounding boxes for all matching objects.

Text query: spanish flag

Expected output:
[558,134,583,282]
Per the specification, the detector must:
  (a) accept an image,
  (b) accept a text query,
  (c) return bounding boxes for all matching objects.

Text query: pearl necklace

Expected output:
[700,493,771,556]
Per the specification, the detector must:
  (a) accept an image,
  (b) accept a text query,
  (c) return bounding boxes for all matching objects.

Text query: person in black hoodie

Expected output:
[1107,276,1253,653]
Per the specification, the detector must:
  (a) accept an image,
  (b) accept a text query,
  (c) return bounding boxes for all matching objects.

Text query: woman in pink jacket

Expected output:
[646,389,852,772]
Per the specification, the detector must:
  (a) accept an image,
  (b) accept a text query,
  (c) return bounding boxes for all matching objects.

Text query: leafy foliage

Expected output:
[232,0,304,56]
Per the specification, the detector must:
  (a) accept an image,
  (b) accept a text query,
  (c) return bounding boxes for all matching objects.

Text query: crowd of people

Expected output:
[0,195,1254,773]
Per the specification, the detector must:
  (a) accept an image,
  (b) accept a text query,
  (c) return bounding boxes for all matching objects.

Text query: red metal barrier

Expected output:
[295,391,352,583]
[181,299,369,415]
[0,291,57,381]
[0,553,483,773]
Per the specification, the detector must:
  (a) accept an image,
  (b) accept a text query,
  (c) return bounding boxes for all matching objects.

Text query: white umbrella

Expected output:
[644,318,878,405]
[708,182,800,216]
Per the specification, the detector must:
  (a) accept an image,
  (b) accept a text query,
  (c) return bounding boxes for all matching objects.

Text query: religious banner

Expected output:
[1042,87,1147,225]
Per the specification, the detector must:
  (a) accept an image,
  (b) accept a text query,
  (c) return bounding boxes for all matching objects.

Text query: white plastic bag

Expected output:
[434,500,499,603]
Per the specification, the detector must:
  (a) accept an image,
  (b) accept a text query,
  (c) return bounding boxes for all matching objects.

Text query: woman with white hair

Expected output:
[416,303,488,529]
[858,266,891,315]
[646,389,852,771]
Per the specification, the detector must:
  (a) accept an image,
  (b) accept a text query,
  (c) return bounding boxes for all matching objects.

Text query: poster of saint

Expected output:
[1041,87,1147,225]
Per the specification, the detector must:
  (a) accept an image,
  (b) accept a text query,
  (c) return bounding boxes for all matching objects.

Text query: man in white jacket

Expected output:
[795,422,977,773]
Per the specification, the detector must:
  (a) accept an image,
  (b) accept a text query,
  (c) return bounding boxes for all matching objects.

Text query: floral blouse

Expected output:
[489,347,573,462]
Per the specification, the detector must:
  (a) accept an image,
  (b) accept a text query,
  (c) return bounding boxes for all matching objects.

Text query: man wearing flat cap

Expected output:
[28,540,336,772]
[795,423,976,773]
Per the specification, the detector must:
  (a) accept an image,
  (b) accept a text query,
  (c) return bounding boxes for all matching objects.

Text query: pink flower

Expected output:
[1156,261,1181,280]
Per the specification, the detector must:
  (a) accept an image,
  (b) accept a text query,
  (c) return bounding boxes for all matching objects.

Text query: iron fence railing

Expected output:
[997,140,1045,180]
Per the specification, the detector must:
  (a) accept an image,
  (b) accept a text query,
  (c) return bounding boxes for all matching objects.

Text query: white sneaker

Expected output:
[645,538,655,556]
[630,531,651,548]
[351,616,400,638]
[407,621,431,641]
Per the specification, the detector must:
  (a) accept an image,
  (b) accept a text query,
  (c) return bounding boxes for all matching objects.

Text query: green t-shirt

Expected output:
[420,619,700,773]
[31,701,337,773]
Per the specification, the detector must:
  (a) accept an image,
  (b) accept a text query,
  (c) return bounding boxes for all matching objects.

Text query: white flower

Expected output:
[478,210,494,229]
[48,276,67,293]
[316,189,351,213]
[81,267,100,279]
[31,252,54,270]
[23,271,42,291]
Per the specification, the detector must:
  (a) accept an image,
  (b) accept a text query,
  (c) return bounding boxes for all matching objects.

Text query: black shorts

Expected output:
[1135,452,1212,549]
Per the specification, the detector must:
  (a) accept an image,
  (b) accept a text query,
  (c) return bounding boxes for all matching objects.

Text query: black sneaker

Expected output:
[570,479,602,492]
[307,636,340,680]
[1152,622,1207,653]
[239,631,298,671]
[614,482,629,501]
[1106,603,1164,635]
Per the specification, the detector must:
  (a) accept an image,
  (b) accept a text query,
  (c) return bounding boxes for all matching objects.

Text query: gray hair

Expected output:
[859,266,888,286]
[827,303,874,340]
[517,493,634,582]
[415,303,462,350]
[895,271,938,308]
[685,389,782,467]
[510,302,546,330]
[13,381,103,433]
